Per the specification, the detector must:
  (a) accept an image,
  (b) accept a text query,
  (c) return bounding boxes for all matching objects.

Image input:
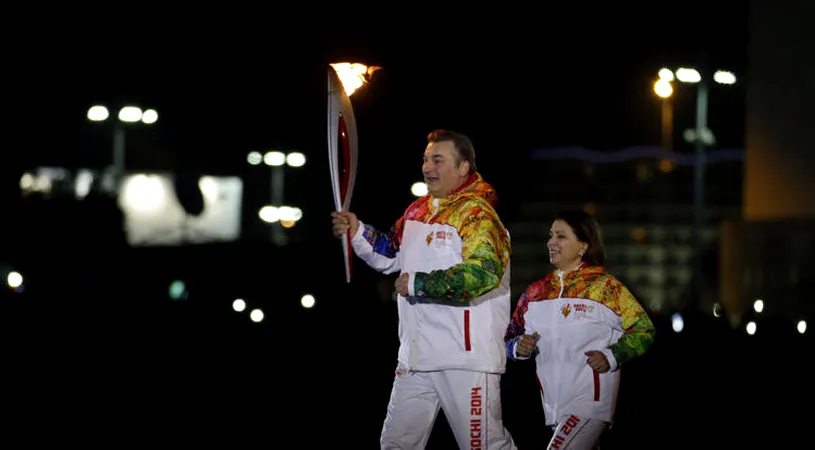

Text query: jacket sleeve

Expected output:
[411,204,510,303]
[350,216,405,275]
[505,290,532,361]
[605,284,656,371]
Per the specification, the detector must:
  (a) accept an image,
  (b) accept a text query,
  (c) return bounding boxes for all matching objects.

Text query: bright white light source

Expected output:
[7,271,23,289]
[118,106,143,123]
[259,206,280,223]
[75,170,94,199]
[753,299,764,313]
[712,302,723,318]
[671,313,684,333]
[286,152,306,167]
[746,321,757,335]
[87,105,109,122]
[233,299,246,312]
[250,309,264,323]
[798,320,807,334]
[19,173,34,190]
[278,206,303,222]
[117,174,244,246]
[264,151,286,166]
[713,70,736,85]
[301,294,315,308]
[198,176,219,201]
[141,109,158,124]
[247,151,262,165]
[658,68,674,82]
[411,182,428,197]
[122,174,165,212]
[653,79,673,98]
[675,68,701,83]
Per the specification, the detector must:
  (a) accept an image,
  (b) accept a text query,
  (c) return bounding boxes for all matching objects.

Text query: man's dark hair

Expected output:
[553,209,606,266]
[427,129,477,175]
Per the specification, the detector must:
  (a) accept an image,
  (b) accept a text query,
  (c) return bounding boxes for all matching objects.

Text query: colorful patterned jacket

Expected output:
[504,263,655,425]
[351,172,513,373]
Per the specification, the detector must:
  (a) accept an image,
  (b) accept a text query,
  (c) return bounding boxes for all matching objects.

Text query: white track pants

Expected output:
[380,367,517,449]
[546,414,607,450]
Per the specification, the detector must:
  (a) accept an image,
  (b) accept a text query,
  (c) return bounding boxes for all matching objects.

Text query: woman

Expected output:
[505,209,655,449]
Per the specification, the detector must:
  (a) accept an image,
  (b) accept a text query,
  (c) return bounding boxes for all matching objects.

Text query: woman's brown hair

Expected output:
[553,209,605,266]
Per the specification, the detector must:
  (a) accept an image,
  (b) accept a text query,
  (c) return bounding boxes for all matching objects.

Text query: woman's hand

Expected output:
[585,350,610,373]
[516,332,540,357]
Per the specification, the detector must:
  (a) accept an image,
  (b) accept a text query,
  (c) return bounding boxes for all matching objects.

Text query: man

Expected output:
[331,129,517,449]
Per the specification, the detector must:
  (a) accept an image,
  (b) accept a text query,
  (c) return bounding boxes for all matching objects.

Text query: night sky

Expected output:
[3,7,749,251]
[8,7,811,449]
[12,6,748,172]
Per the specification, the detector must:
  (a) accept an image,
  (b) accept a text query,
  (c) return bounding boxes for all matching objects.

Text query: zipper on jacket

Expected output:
[557,270,565,298]
[556,262,581,299]
[463,310,471,351]
[593,370,600,401]
[425,198,440,224]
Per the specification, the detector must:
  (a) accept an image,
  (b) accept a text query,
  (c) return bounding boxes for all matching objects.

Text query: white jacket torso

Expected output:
[350,174,513,374]
[394,218,511,373]
[506,265,655,426]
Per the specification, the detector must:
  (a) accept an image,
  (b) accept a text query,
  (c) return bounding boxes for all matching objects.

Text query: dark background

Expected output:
[2,5,810,448]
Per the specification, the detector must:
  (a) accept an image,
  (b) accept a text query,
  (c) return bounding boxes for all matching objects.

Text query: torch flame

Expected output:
[330,63,382,96]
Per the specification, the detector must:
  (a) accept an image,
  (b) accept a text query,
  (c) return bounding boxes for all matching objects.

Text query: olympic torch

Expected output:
[327,62,380,283]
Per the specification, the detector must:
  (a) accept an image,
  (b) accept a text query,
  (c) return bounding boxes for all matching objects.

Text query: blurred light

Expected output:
[654,79,673,98]
[330,62,382,96]
[658,68,674,82]
[20,171,53,194]
[141,109,158,124]
[713,70,736,85]
[169,280,187,301]
[250,309,264,323]
[280,220,296,228]
[75,170,94,199]
[278,206,303,222]
[35,176,52,193]
[87,105,109,122]
[798,320,807,334]
[671,313,684,333]
[264,151,286,166]
[122,174,165,212]
[198,176,219,201]
[118,106,143,123]
[19,173,34,190]
[746,321,757,335]
[753,299,764,313]
[39,166,68,181]
[286,152,306,167]
[712,302,723,318]
[7,271,23,289]
[411,182,428,197]
[259,206,280,223]
[675,68,701,83]
[658,159,675,173]
[301,294,315,308]
[247,151,262,165]
[233,299,246,312]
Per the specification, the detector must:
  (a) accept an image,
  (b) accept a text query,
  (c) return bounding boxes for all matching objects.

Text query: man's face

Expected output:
[422,140,468,198]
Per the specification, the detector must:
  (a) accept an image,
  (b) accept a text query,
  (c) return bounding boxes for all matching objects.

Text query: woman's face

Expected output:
[547,219,585,270]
